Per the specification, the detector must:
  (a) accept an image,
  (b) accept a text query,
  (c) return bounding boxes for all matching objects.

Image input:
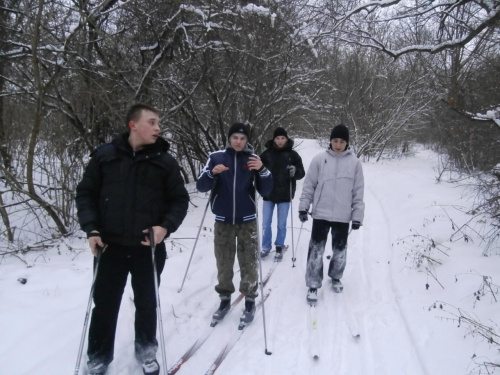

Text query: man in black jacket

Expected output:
[260,127,305,261]
[75,104,189,375]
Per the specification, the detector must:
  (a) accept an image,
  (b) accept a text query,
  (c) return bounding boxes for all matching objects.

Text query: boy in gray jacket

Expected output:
[298,124,365,304]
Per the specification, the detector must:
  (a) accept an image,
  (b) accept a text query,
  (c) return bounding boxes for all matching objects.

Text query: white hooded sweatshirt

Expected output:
[299,147,364,224]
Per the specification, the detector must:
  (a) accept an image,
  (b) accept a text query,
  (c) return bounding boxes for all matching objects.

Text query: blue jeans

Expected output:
[261,200,290,251]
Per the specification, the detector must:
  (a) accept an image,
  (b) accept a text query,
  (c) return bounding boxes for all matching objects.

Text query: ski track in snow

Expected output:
[359,186,427,374]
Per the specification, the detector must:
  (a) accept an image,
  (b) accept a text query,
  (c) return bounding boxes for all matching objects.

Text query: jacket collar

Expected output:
[113,132,170,156]
[264,138,295,151]
[225,142,255,155]
[326,147,354,158]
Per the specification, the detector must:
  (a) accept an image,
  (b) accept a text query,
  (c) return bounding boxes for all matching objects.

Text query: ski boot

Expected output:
[87,361,108,375]
[142,359,160,375]
[210,296,231,327]
[260,248,271,258]
[274,246,283,262]
[238,298,256,330]
[332,279,343,293]
[307,288,318,306]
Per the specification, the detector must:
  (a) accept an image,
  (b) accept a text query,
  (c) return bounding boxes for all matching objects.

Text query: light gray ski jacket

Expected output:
[299,148,364,224]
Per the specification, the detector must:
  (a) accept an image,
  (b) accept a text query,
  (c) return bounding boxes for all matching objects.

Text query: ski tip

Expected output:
[210,320,219,327]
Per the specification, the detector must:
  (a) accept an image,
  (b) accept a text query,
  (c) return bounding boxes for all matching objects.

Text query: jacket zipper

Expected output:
[232,153,237,224]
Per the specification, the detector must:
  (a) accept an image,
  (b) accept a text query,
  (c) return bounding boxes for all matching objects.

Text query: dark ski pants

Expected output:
[305,219,349,289]
[87,242,166,367]
[214,221,259,299]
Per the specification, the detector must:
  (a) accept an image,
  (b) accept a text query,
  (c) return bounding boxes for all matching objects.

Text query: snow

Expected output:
[1,139,499,375]
[472,108,500,128]
[240,4,270,17]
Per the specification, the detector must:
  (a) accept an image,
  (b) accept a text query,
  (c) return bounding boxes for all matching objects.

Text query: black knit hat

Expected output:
[273,127,288,139]
[228,122,249,139]
[330,124,349,144]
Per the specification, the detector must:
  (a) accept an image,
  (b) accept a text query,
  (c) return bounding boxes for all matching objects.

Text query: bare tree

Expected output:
[306,0,500,59]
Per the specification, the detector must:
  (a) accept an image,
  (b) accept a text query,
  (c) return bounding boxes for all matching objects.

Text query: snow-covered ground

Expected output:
[1,139,498,375]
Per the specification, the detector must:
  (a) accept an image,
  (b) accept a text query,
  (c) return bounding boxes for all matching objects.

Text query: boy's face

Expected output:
[331,138,347,153]
[230,133,247,152]
[129,109,160,146]
[274,136,287,148]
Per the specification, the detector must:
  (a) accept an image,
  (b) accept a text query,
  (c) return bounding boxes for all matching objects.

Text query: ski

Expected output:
[167,295,244,375]
[167,248,286,375]
[338,293,360,339]
[330,282,360,339]
[309,304,320,360]
[204,291,271,375]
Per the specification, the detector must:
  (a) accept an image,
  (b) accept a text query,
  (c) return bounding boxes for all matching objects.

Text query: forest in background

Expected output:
[0,0,499,252]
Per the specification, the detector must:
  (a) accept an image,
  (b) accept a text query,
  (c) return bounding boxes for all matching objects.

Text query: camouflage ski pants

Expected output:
[305,219,349,289]
[214,221,259,299]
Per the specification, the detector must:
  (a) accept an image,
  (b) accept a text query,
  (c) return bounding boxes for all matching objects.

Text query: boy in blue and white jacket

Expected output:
[197,123,272,326]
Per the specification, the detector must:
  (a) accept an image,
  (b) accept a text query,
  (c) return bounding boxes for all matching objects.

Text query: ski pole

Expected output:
[74,245,104,375]
[292,221,305,268]
[149,228,168,375]
[178,176,218,293]
[289,173,296,268]
[254,175,272,355]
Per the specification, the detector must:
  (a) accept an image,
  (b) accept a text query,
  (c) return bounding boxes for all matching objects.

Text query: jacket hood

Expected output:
[264,138,295,151]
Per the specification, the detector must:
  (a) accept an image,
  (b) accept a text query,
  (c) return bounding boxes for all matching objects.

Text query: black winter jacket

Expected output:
[260,138,305,203]
[75,133,189,246]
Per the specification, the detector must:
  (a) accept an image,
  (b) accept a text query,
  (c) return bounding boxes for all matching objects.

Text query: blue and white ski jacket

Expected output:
[196,145,272,224]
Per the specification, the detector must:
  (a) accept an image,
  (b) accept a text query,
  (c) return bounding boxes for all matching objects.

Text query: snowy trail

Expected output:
[3,143,495,375]
[177,151,435,374]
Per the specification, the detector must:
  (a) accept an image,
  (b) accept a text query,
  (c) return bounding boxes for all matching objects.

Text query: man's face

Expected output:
[274,136,287,148]
[331,138,347,153]
[230,133,247,152]
[130,110,160,147]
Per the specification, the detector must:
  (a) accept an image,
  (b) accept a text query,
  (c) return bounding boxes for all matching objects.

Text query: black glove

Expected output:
[299,211,308,223]
[351,221,361,230]
[286,165,296,177]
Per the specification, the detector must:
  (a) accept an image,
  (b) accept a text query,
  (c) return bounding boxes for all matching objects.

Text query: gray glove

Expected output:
[286,165,296,177]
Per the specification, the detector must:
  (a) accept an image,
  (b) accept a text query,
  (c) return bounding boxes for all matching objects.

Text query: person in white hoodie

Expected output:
[298,124,365,304]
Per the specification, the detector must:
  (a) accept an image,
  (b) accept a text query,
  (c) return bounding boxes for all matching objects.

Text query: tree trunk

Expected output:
[26,0,67,235]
